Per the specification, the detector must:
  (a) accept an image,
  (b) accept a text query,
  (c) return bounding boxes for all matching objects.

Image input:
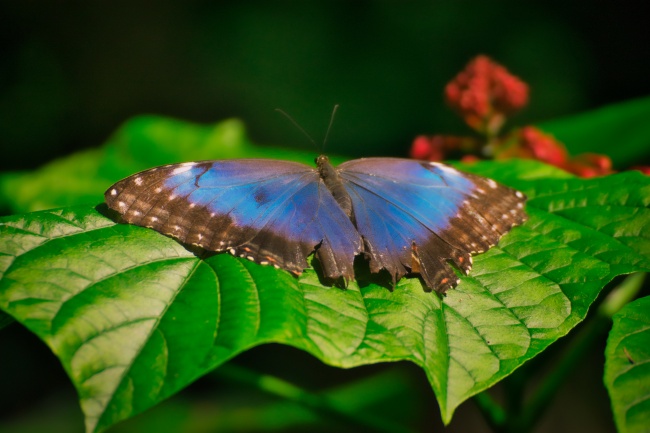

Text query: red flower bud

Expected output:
[460,154,481,164]
[410,135,438,160]
[445,55,529,135]
[495,126,568,166]
[409,135,477,161]
[520,126,568,166]
[564,153,614,178]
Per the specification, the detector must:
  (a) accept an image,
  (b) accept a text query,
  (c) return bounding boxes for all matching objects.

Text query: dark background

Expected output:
[1,1,648,432]
[1,1,649,172]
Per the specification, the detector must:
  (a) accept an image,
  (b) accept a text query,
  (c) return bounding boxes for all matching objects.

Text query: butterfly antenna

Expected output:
[275,108,318,150]
[322,104,339,151]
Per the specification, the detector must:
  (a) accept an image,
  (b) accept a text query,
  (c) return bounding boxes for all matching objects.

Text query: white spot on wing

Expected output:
[171,165,195,175]
[515,191,524,198]
[487,179,497,189]
[134,177,143,186]
[155,187,162,193]
[435,164,459,176]
[150,216,158,222]
[110,189,118,196]
[118,201,126,208]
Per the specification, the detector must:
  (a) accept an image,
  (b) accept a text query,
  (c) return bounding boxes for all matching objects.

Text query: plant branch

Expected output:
[473,390,506,430]
[212,363,418,433]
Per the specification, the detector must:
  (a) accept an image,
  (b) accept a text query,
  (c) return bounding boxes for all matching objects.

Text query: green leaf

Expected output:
[1,166,648,433]
[539,95,650,168]
[604,295,650,433]
[0,149,108,214]
[0,115,326,214]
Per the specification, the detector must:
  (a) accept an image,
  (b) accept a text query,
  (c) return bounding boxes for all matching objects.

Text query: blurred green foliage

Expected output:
[2,1,649,173]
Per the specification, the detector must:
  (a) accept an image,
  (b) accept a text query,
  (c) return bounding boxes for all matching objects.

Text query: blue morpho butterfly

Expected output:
[105,152,527,294]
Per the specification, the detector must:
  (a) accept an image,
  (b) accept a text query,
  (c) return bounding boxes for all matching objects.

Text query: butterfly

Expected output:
[105,156,527,293]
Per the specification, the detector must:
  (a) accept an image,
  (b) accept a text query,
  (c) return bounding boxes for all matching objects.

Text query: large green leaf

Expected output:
[604,296,650,433]
[1,166,648,433]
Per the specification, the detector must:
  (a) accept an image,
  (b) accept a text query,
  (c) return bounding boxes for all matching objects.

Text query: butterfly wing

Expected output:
[105,160,363,281]
[338,158,527,293]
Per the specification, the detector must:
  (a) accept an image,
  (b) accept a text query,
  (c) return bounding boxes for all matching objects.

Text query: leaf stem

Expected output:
[213,363,417,433]
[0,310,14,330]
[473,391,506,429]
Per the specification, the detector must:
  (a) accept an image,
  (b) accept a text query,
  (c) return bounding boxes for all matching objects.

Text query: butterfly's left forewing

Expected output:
[338,158,527,293]
[105,160,362,281]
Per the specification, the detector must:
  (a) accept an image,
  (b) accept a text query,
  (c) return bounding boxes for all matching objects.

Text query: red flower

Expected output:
[495,126,568,166]
[445,55,529,135]
[409,135,478,161]
[410,135,443,160]
[519,126,568,166]
[564,153,614,178]
[460,154,481,164]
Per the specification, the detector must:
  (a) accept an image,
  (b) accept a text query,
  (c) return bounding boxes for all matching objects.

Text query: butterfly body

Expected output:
[105,156,526,293]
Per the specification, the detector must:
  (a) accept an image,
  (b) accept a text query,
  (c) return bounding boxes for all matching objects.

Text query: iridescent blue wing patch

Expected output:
[338,158,526,293]
[105,160,363,282]
[105,157,526,293]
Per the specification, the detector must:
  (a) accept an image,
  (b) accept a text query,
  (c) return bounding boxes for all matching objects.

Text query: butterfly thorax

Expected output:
[316,155,354,221]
